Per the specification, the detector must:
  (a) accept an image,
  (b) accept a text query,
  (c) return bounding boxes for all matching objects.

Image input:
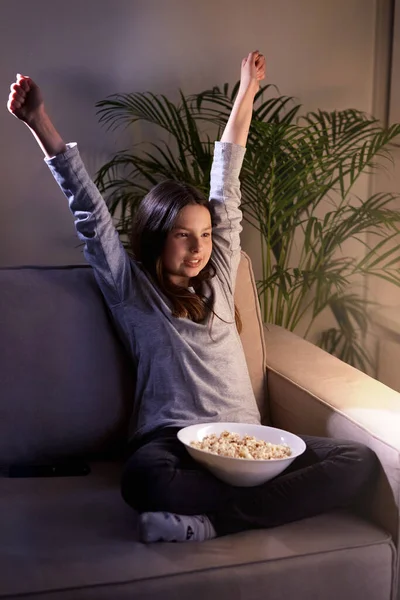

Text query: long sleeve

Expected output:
[209,141,246,293]
[45,143,134,308]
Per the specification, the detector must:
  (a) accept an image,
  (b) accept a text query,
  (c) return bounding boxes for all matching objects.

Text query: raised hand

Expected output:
[239,51,266,95]
[7,74,45,127]
[7,74,66,158]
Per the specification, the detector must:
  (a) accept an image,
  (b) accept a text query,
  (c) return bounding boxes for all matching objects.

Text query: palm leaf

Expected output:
[95,81,400,371]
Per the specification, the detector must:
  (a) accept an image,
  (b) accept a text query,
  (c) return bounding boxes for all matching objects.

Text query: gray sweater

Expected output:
[45,141,261,440]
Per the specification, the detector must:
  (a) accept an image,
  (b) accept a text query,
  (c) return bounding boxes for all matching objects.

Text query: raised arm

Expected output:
[210,51,265,291]
[7,75,133,308]
[221,51,265,147]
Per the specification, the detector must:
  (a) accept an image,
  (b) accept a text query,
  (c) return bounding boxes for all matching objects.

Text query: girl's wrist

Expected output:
[237,82,258,101]
[25,107,49,132]
[24,110,67,158]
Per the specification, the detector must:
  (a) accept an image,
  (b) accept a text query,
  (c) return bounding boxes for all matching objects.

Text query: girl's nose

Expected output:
[190,238,201,252]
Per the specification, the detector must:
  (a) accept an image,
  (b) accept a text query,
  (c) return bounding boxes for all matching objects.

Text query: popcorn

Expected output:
[191,430,291,460]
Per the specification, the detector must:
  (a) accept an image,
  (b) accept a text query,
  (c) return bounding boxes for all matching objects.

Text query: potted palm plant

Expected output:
[94,83,400,371]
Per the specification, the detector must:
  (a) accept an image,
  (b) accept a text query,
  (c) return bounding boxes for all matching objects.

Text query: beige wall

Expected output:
[366,0,400,382]
[1,0,376,268]
[368,0,400,310]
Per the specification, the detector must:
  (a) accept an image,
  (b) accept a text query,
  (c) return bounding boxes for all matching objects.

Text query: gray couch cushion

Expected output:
[0,461,394,600]
[0,266,133,465]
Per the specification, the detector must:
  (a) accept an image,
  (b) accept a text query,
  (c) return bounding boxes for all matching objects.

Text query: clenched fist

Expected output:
[7,75,45,127]
[240,51,266,95]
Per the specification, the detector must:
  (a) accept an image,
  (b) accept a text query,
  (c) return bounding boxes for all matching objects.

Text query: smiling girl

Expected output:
[7,51,378,544]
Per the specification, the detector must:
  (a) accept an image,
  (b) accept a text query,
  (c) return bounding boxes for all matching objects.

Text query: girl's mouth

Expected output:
[183,259,201,268]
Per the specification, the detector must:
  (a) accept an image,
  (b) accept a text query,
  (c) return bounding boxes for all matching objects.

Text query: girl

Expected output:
[7,51,378,544]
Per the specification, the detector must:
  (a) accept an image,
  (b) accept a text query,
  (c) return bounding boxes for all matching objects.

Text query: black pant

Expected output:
[121,427,378,536]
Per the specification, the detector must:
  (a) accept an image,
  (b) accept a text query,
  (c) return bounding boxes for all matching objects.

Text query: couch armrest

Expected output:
[264,323,400,551]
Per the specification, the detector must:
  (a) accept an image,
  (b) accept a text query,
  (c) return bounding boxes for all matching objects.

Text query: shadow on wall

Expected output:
[39,67,115,151]
[38,65,191,175]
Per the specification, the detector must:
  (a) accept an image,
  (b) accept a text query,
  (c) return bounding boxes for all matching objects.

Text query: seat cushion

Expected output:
[0,462,395,600]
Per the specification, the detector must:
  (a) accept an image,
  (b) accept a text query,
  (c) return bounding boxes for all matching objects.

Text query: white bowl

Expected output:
[177,422,306,487]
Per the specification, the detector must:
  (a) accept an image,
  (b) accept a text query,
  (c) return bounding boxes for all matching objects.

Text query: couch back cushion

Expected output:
[234,252,268,423]
[0,255,267,465]
[0,266,133,465]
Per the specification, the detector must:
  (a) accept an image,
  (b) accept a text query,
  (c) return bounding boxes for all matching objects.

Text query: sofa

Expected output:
[0,253,399,600]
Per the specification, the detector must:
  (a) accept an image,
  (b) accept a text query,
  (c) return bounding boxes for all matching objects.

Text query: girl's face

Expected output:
[162,204,213,287]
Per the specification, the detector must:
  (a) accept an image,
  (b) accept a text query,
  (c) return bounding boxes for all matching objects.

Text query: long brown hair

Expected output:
[130,180,242,333]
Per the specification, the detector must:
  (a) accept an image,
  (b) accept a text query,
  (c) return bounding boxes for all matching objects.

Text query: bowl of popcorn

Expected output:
[177,423,306,487]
